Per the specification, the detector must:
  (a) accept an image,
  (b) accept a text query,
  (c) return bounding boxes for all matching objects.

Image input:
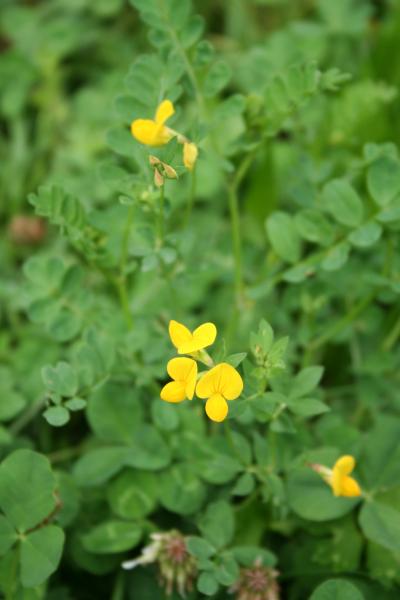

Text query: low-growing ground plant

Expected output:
[1,0,400,598]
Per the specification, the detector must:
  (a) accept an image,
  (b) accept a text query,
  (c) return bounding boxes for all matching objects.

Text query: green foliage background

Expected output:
[2,0,400,598]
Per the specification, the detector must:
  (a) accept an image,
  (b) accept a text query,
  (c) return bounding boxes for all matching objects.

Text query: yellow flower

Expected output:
[196,362,243,422]
[131,100,175,147]
[169,320,217,354]
[183,142,198,171]
[160,357,197,403]
[330,455,361,497]
[312,455,362,498]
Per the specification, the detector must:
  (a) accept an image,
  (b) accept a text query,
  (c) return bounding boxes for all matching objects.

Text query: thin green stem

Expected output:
[10,398,46,436]
[308,293,375,351]
[117,204,135,329]
[157,185,165,244]
[5,547,19,600]
[184,167,197,226]
[120,205,135,273]
[228,183,243,306]
[226,149,259,307]
[382,313,400,352]
[117,281,134,330]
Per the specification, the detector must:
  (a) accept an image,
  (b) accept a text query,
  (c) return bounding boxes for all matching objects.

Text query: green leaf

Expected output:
[321,242,350,271]
[159,464,206,515]
[197,572,219,596]
[215,554,239,586]
[322,179,364,227]
[87,383,143,445]
[232,472,255,496]
[0,450,56,531]
[348,222,382,248]
[20,526,65,588]
[0,516,16,556]
[199,453,242,485]
[81,521,142,554]
[73,447,128,486]
[204,60,232,97]
[291,366,324,398]
[266,211,302,263]
[28,186,86,237]
[41,362,78,397]
[65,397,87,411]
[199,500,235,549]
[367,156,400,207]
[295,209,335,246]
[43,406,70,427]
[186,536,216,560]
[288,398,330,418]
[359,501,400,553]
[126,426,171,470]
[287,464,359,522]
[107,470,158,519]
[151,400,179,431]
[309,579,364,600]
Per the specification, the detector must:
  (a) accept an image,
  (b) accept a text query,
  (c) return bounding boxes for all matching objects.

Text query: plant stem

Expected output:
[120,204,135,273]
[184,167,196,226]
[227,149,259,307]
[117,280,133,330]
[157,184,165,244]
[227,183,244,306]
[10,398,46,436]
[382,313,400,352]
[117,204,135,329]
[308,293,375,351]
[5,547,19,600]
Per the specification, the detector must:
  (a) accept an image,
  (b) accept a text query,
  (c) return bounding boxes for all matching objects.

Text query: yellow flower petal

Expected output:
[193,322,217,348]
[169,320,192,351]
[196,368,216,399]
[196,363,242,400]
[339,476,362,497]
[183,142,198,171]
[160,381,186,403]
[166,357,197,400]
[155,100,174,125]
[205,393,228,422]
[131,119,159,145]
[333,455,355,476]
[178,322,217,354]
[215,362,243,400]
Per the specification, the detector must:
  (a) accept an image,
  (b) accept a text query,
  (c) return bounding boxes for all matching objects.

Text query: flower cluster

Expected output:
[160,320,243,422]
[122,530,197,598]
[230,560,280,600]
[310,455,362,498]
[131,99,198,173]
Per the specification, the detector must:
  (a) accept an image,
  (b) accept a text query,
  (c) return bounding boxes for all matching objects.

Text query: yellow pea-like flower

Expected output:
[329,455,362,497]
[183,142,198,171]
[131,100,175,147]
[312,455,362,498]
[160,357,197,403]
[196,362,243,422]
[169,320,217,354]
